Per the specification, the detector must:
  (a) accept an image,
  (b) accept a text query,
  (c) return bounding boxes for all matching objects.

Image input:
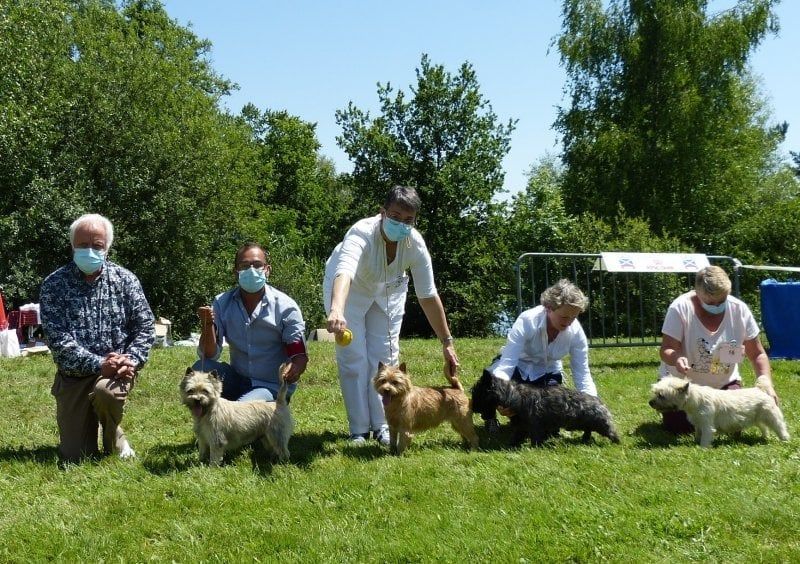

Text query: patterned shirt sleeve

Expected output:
[122,270,156,368]
[40,267,103,376]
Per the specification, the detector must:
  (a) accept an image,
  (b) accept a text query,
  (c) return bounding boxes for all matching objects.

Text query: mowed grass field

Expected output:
[1,339,799,562]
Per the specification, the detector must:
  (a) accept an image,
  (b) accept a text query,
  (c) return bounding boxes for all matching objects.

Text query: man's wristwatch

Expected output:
[441,335,454,345]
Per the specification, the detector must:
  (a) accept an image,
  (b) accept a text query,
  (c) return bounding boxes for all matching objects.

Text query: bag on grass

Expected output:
[0,329,21,358]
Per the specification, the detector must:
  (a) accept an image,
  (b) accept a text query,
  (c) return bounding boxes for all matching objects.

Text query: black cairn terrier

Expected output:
[470,371,620,446]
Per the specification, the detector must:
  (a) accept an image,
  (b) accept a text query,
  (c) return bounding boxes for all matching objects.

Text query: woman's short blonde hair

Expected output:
[694,266,731,298]
[540,279,589,312]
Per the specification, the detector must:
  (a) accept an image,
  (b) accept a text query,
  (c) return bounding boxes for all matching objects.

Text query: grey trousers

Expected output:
[51,372,134,461]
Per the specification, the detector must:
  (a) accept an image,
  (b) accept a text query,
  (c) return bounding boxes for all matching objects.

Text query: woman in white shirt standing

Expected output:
[658,265,779,433]
[324,186,459,445]
[482,279,598,432]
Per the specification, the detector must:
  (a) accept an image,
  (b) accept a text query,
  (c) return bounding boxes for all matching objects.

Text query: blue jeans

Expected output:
[191,359,291,402]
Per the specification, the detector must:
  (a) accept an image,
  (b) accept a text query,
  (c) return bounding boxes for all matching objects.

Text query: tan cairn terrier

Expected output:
[180,365,294,465]
[373,362,479,455]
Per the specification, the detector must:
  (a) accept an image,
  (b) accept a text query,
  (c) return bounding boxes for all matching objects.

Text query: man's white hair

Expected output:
[70,213,114,250]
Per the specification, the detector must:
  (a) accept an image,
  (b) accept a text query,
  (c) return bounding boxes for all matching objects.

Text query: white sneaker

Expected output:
[349,433,368,444]
[374,427,391,446]
[118,440,137,460]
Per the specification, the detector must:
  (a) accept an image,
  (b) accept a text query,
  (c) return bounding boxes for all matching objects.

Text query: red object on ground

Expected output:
[0,291,7,330]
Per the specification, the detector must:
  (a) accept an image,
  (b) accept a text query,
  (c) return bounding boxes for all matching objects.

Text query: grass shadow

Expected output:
[340,441,387,461]
[593,359,661,370]
[476,427,624,451]
[251,430,342,475]
[630,421,683,448]
[0,444,60,465]
[475,426,526,452]
[144,430,345,475]
[284,430,340,468]
[141,441,201,474]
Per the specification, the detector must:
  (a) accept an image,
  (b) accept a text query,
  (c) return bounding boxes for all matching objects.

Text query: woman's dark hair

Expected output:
[384,185,421,213]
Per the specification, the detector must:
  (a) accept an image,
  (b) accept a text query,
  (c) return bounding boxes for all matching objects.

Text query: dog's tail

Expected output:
[447,374,464,391]
[277,362,290,406]
[755,375,773,396]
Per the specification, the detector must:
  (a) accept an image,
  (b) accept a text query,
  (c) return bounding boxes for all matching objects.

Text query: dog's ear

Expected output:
[185,367,194,376]
[209,369,220,380]
[399,362,407,373]
[679,381,690,394]
[377,361,385,371]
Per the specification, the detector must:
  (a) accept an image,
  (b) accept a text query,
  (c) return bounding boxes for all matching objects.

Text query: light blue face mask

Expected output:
[700,298,727,315]
[73,248,105,274]
[238,266,267,293]
[382,217,413,242]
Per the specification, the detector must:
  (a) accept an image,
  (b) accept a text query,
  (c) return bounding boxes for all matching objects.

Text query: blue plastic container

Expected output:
[760,279,800,359]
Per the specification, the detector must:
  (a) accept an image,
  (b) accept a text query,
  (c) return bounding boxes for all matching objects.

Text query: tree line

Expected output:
[1,0,797,338]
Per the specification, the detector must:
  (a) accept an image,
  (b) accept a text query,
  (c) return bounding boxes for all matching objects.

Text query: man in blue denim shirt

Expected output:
[195,242,307,402]
[40,214,155,462]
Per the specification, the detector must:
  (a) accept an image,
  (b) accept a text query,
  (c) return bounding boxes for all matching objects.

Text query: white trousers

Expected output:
[324,281,402,435]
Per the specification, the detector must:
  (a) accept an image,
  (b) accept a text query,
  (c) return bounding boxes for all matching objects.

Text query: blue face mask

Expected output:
[382,217,413,242]
[73,248,105,274]
[238,266,267,293]
[700,298,727,315]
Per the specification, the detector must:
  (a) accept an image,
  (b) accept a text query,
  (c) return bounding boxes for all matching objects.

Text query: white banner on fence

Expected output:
[595,252,710,273]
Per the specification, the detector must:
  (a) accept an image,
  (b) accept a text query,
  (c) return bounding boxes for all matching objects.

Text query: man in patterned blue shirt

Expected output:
[40,213,155,462]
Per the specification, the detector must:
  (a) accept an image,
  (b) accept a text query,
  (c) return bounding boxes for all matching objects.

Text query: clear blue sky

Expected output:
[162,0,800,196]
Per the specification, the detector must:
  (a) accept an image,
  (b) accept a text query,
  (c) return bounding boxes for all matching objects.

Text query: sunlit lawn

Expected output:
[1,340,799,562]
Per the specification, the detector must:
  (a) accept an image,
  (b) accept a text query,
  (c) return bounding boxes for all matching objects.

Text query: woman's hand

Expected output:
[326,308,348,336]
[674,356,690,375]
[443,343,460,379]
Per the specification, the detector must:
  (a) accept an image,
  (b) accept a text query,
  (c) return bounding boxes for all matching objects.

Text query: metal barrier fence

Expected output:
[514,253,743,348]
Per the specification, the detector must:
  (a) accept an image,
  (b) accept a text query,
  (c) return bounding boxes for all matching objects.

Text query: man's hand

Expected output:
[282,355,308,384]
[101,352,137,379]
[197,306,214,328]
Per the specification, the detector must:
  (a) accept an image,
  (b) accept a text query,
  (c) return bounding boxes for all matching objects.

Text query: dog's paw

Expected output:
[118,440,137,460]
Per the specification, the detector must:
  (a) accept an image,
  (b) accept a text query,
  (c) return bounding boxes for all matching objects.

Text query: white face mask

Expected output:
[700,298,727,315]
[382,217,413,242]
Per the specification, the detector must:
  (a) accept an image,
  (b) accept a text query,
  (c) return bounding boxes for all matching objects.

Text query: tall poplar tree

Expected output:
[555,0,782,250]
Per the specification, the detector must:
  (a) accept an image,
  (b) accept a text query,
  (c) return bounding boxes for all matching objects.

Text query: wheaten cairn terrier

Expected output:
[180,366,294,465]
[649,376,790,448]
[373,362,480,455]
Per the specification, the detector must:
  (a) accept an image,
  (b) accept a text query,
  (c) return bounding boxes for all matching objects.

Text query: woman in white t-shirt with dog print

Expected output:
[658,265,780,434]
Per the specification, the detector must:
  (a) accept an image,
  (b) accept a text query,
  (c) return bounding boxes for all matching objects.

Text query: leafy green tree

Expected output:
[0,0,265,334]
[555,0,783,251]
[335,54,515,336]
[240,105,354,261]
[507,158,577,257]
[730,166,800,266]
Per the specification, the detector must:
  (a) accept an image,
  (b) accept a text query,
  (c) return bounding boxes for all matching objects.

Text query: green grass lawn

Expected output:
[1,339,799,562]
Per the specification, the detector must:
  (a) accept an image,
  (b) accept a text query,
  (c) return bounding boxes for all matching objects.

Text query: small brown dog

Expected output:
[373,362,479,454]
